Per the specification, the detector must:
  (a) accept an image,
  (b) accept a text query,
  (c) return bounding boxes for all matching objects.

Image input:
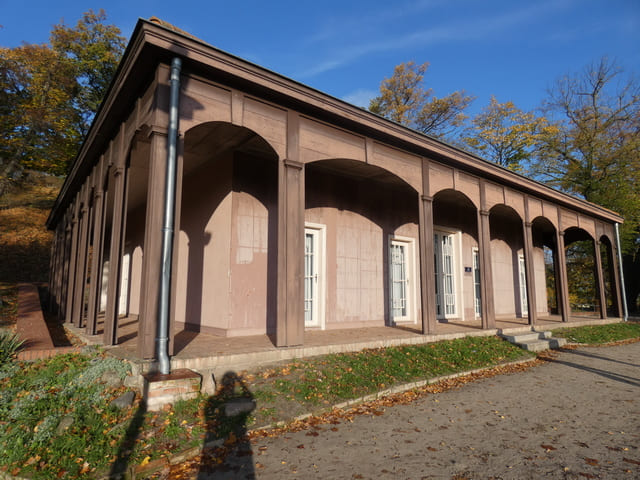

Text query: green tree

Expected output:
[462,95,552,172]
[369,61,473,140]
[531,57,640,313]
[0,9,124,191]
[50,9,125,135]
[0,43,79,178]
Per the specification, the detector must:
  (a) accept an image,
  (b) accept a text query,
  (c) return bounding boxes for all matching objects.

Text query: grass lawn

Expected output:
[552,321,640,345]
[0,336,532,479]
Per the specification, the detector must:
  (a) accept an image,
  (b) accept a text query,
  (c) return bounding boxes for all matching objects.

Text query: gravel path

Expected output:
[196,342,640,479]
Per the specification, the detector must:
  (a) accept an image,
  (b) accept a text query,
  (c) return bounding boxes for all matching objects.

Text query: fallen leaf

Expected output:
[427,447,437,452]
[541,444,556,452]
[140,456,151,467]
[584,458,599,466]
[623,458,640,465]
[79,462,90,474]
[297,444,305,449]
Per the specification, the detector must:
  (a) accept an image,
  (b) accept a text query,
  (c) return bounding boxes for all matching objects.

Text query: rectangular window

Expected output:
[389,236,415,323]
[434,231,459,319]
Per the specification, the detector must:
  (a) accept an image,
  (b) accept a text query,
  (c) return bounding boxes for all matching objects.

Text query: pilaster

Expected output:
[418,195,437,334]
[594,240,608,319]
[556,230,571,322]
[138,129,169,358]
[522,221,538,325]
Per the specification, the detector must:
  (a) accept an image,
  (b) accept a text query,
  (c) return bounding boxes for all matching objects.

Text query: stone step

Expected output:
[501,330,551,343]
[500,330,567,352]
[516,337,567,352]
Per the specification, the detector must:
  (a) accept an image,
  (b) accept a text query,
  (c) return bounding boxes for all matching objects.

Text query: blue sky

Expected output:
[1,0,639,115]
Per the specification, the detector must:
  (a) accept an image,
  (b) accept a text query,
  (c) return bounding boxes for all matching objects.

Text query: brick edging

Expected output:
[17,346,83,361]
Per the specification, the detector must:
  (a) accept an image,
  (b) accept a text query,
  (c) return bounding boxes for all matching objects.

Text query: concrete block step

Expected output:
[501,330,551,343]
[517,339,553,352]
[501,330,567,352]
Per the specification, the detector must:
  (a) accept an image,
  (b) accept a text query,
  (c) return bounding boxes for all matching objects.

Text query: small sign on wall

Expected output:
[464,266,472,274]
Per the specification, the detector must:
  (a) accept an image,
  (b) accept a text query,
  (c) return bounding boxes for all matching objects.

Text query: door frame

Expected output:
[304,223,326,329]
[388,234,417,325]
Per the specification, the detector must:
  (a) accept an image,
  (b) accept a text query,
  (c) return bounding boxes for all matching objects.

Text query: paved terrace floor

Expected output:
[65,313,621,373]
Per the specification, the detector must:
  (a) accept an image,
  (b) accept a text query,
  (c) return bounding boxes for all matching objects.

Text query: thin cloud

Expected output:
[306,0,447,45]
[298,0,574,79]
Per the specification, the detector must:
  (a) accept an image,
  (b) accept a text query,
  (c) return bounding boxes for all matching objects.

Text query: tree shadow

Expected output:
[197,371,256,479]
[560,347,640,368]
[543,355,640,387]
[109,399,147,479]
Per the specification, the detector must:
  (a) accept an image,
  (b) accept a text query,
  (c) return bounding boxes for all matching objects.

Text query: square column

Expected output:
[59,216,72,320]
[86,173,107,336]
[64,198,80,324]
[418,195,437,334]
[522,221,538,325]
[556,231,571,322]
[104,165,128,345]
[138,130,171,358]
[594,239,608,319]
[276,158,305,347]
[72,184,91,328]
[478,210,496,329]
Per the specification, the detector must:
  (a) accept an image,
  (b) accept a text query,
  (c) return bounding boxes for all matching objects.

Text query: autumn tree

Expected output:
[50,9,125,135]
[462,96,552,172]
[531,57,640,312]
[369,61,473,140]
[0,9,124,192]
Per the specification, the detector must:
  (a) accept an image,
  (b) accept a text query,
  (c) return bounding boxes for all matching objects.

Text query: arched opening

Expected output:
[489,205,527,323]
[531,217,559,317]
[564,227,598,317]
[305,159,419,329]
[432,189,479,325]
[176,122,279,343]
[599,235,619,317]
[95,130,149,343]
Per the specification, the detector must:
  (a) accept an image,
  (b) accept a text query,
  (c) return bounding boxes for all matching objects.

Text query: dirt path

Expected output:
[196,343,640,479]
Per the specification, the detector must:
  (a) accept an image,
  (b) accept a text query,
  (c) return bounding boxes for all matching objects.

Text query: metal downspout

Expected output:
[614,223,629,322]
[157,57,181,374]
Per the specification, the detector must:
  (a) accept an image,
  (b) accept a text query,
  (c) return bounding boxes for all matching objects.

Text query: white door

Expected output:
[434,232,457,319]
[118,253,130,316]
[519,254,528,316]
[304,226,325,328]
[390,240,410,321]
[473,248,481,318]
[100,260,109,313]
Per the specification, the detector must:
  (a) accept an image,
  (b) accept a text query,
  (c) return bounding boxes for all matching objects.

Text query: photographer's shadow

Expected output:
[198,371,256,479]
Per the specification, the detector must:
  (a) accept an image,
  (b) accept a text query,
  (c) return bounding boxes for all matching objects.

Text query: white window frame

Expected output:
[473,247,481,318]
[434,228,463,320]
[118,253,130,317]
[304,223,326,329]
[518,253,528,316]
[388,235,417,324]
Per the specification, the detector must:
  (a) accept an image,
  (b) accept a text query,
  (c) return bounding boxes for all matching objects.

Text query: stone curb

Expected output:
[252,356,538,431]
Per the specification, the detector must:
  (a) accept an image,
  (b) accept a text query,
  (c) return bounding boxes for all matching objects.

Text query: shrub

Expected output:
[0,331,23,366]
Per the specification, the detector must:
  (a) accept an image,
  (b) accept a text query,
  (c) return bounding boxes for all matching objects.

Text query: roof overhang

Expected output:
[47,18,624,228]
